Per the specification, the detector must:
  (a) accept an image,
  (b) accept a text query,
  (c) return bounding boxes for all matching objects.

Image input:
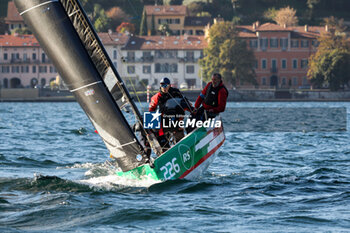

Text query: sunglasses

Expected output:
[160,84,169,88]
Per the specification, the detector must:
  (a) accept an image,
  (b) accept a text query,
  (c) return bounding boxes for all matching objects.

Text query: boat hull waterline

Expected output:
[116,124,225,181]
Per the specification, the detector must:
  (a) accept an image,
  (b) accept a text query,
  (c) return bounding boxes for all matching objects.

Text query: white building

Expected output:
[116,35,206,90]
[0,33,206,90]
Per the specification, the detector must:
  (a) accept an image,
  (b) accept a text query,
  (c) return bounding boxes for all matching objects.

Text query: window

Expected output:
[39,66,47,73]
[301,40,309,48]
[280,38,288,50]
[3,53,8,60]
[261,59,267,69]
[32,53,36,60]
[301,59,308,69]
[127,65,135,74]
[260,38,268,50]
[175,18,180,24]
[49,66,56,73]
[1,66,10,73]
[127,52,135,62]
[113,62,117,69]
[271,59,277,69]
[262,77,266,85]
[186,65,195,73]
[270,38,278,48]
[281,59,287,69]
[11,53,19,60]
[292,59,298,69]
[41,78,46,87]
[255,60,258,69]
[21,66,29,73]
[142,52,152,62]
[186,51,194,62]
[143,65,151,74]
[11,66,20,73]
[113,50,117,60]
[291,40,299,48]
[41,53,46,62]
[249,39,258,48]
[32,66,36,73]
[155,63,178,73]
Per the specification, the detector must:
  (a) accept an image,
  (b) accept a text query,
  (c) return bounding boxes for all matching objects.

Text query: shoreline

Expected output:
[1,97,350,102]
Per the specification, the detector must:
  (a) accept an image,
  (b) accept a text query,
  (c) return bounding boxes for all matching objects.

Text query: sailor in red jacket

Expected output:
[149,77,183,112]
[194,73,228,116]
[149,77,191,150]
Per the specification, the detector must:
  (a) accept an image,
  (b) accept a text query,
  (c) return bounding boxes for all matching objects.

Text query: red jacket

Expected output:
[195,81,228,113]
[149,92,162,112]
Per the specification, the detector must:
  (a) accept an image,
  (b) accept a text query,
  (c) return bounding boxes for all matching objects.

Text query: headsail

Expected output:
[14,0,147,171]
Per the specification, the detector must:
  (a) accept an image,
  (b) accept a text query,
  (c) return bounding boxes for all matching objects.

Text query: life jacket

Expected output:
[204,83,228,107]
[158,87,182,113]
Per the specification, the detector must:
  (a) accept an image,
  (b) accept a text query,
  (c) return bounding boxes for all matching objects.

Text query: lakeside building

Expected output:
[4,1,27,33]
[0,2,328,90]
[236,22,326,89]
[143,5,211,36]
[0,34,57,88]
[118,34,207,89]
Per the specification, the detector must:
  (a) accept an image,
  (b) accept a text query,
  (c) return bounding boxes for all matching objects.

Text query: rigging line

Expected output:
[70,81,102,92]
[127,76,143,109]
[168,91,194,115]
[19,0,59,15]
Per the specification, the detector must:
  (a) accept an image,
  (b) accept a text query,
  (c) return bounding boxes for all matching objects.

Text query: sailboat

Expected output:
[14,0,225,181]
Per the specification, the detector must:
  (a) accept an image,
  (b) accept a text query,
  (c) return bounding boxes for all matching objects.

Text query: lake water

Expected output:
[0,102,349,232]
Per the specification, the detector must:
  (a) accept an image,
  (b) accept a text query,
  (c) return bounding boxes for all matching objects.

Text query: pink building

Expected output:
[237,22,327,89]
[0,34,58,88]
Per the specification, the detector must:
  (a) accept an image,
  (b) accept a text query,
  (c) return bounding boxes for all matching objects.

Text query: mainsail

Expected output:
[14,0,148,171]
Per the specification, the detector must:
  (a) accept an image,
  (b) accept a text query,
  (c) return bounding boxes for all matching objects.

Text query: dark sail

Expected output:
[14,0,148,171]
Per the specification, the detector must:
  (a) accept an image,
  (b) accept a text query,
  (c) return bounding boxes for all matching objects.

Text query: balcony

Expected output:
[141,56,154,62]
[178,57,197,63]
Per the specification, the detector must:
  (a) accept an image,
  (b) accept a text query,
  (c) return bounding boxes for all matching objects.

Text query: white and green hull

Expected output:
[116,121,225,181]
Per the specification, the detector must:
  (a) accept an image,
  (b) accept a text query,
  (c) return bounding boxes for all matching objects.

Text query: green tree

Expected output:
[151,14,156,35]
[263,7,277,22]
[307,0,320,22]
[199,21,257,87]
[308,17,350,90]
[139,10,148,36]
[158,23,172,36]
[92,4,110,32]
[274,6,298,27]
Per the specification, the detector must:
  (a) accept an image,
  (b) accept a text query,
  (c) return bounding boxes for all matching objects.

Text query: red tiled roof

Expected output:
[98,32,129,45]
[5,1,24,23]
[237,23,326,39]
[123,35,207,50]
[0,34,39,47]
[238,31,257,38]
[144,5,187,16]
[256,23,292,32]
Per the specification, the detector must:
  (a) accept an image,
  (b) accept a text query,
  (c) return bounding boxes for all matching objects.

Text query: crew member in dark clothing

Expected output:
[149,77,183,112]
[194,73,228,119]
[149,77,192,151]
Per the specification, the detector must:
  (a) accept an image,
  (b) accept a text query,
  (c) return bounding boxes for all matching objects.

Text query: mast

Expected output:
[14,0,151,171]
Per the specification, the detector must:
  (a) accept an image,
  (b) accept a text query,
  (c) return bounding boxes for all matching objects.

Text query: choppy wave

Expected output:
[1,102,350,231]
